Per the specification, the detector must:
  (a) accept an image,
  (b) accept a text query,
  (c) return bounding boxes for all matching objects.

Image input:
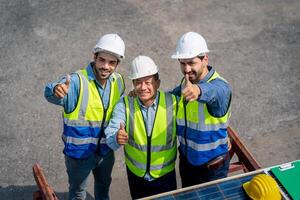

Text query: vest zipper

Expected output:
[144,93,160,177]
[94,80,111,140]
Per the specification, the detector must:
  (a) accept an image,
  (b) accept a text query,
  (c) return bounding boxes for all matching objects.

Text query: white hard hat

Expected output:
[171,32,209,59]
[93,33,125,60]
[128,56,159,80]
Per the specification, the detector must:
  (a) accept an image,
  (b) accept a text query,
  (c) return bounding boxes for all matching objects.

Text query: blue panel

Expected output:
[151,173,263,200]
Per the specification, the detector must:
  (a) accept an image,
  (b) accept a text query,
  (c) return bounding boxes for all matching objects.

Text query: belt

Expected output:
[206,152,230,170]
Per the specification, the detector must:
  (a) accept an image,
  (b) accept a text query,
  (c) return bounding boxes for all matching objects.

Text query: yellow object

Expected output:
[243,174,281,200]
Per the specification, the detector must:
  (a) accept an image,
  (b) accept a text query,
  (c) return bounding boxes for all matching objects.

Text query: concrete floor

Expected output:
[0,0,299,199]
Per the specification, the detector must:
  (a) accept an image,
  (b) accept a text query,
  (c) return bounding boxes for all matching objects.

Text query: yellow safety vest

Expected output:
[124,91,177,178]
[63,67,124,159]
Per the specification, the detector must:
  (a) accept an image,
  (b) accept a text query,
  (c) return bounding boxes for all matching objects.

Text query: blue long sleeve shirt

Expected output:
[170,66,231,117]
[44,63,114,112]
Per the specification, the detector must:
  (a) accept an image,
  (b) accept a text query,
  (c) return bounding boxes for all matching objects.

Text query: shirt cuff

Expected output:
[106,133,121,151]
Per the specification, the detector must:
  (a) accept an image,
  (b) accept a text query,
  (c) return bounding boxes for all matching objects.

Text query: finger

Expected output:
[54,88,65,98]
[61,84,69,94]
[120,123,125,130]
[65,74,71,86]
[184,74,191,86]
[182,86,191,97]
[57,85,67,95]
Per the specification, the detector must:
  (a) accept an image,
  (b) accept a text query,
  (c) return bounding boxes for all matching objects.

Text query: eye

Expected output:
[109,61,117,66]
[98,57,105,62]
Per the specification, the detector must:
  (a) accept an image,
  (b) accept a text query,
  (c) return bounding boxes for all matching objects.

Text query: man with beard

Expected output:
[170,32,232,187]
[44,33,125,200]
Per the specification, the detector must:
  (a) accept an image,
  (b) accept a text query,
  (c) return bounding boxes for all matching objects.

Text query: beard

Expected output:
[186,70,201,83]
[94,67,112,80]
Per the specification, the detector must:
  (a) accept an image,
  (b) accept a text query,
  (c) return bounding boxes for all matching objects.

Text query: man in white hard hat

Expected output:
[44,33,125,200]
[171,32,232,187]
[105,56,177,199]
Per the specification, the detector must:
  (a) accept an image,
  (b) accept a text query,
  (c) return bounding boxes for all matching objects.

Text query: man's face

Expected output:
[133,75,160,106]
[93,52,119,81]
[179,55,208,83]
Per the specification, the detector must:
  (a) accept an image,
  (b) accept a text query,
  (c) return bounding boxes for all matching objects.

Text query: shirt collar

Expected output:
[199,65,215,83]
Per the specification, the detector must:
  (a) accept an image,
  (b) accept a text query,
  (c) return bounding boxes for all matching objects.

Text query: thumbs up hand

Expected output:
[117,123,128,145]
[182,74,201,102]
[54,75,71,99]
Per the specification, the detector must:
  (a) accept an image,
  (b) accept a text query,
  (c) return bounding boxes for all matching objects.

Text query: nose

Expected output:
[182,64,191,74]
[141,82,147,90]
[102,61,110,69]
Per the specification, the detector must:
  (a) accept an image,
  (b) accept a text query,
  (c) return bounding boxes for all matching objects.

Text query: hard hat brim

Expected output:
[93,48,124,60]
[171,51,209,59]
[128,71,158,80]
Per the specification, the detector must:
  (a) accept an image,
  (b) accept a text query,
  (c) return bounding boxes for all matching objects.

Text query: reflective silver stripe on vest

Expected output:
[125,150,176,171]
[177,118,228,131]
[115,73,124,94]
[128,97,135,138]
[165,93,174,144]
[64,118,103,127]
[77,71,89,118]
[62,134,99,145]
[178,135,228,151]
[177,101,228,131]
[127,138,176,152]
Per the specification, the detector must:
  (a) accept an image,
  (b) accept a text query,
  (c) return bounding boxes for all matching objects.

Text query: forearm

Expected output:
[105,100,126,150]
[197,79,231,117]
[44,74,80,113]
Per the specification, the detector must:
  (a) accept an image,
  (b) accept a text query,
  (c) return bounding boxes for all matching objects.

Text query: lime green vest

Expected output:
[124,91,177,178]
[62,68,124,159]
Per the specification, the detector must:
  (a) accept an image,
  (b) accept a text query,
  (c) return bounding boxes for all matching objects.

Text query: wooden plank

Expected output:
[32,163,59,200]
[228,126,261,172]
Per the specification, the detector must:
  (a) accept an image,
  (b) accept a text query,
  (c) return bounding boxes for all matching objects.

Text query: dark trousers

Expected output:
[179,151,230,188]
[126,167,177,199]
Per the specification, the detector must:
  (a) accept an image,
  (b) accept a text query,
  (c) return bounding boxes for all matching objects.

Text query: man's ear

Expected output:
[157,79,161,88]
[203,54,209,65]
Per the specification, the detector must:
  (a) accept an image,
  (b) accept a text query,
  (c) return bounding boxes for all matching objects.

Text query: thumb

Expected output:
[184,74,191,86]
[65,74,71,86]
[120,123,125,131]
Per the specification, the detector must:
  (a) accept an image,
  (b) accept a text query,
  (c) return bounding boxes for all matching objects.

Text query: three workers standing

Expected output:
[44,31,231,199]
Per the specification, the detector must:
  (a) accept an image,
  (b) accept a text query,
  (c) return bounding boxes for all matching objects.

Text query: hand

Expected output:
[54,75,71,99]
[117,123,128,145]
[127,90,136,97]
[182,74,201,102]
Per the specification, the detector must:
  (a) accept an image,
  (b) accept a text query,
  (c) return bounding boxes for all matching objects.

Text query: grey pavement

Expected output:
[0,0,299,199]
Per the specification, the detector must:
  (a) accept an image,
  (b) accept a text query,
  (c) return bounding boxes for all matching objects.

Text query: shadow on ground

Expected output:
[0,185,94,200]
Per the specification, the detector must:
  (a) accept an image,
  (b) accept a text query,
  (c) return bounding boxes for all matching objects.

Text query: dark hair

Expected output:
[197,55,205,61]
[94,52,120,64]
[153,73,159,81]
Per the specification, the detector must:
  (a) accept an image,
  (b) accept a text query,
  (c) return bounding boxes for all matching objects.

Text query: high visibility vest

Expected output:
[124,91,177,178]
[177,71,231,166]
[62,67,124,159]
